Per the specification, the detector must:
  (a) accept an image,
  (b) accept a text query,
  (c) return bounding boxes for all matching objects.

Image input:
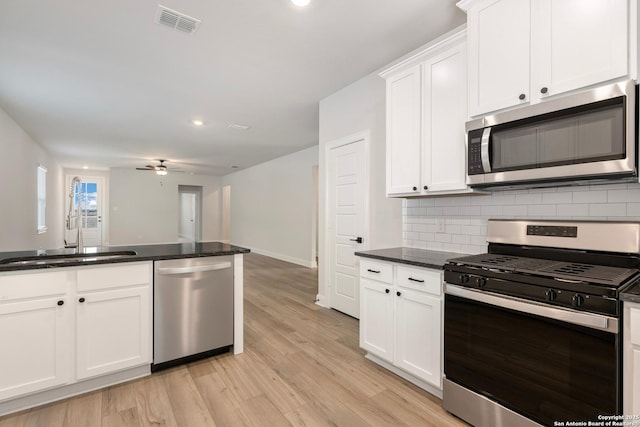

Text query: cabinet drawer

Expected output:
[0,270,69,302]
[359,259,393,284]
[77,262,151,292]
[631,308,640,345]
[396,266,441,295]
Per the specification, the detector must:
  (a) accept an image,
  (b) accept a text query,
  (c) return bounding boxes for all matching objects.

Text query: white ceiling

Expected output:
[0,0,465,175]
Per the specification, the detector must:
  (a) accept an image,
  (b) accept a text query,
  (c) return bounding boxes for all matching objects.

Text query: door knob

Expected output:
[349,237,363,244]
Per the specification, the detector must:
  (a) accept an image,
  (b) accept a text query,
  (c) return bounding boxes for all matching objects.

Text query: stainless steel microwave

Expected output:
[466,80,638,189]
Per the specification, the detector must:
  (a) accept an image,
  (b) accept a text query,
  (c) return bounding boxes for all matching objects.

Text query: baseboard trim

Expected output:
[0,365,150,416]
[243,246,317,268]
[315,293,329,308]
[365,353,442,399]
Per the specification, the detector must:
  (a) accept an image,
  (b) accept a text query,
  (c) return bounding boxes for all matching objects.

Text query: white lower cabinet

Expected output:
[76,263,151,380]
[0,262,152,405]
[360,278,394,362]
[395,288,441,387]
[624,302,640,415]
[359,259,443,394]
[0,270,70,401]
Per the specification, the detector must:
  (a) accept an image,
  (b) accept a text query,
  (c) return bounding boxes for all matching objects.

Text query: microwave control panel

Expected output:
[467,128,485,175]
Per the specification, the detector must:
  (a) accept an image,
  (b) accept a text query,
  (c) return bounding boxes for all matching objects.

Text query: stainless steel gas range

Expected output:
[443,219,640,427]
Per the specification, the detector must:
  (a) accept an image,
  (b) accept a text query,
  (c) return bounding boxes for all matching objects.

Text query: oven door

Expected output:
[444,285,620,427]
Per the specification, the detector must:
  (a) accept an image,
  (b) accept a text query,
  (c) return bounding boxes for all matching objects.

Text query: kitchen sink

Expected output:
[0,251,137,266]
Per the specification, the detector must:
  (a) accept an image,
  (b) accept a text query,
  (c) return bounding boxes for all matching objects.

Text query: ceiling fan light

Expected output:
[156,168,168,176]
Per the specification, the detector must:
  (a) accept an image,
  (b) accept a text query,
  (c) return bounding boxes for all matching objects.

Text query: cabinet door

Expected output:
[422,41,468,193]
[531,0,628,100]
[386,65,422,196]
[467,0,531,116]
[0,297,70,400]
[76,286,151,380]
[359,278,394,362]
[394,288,442,388]
[633,347,640,415]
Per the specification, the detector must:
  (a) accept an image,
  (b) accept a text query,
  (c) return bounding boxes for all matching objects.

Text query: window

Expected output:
[37,165,47,233]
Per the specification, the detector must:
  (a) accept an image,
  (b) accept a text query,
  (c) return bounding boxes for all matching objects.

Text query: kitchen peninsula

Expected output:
[0,242,249,416]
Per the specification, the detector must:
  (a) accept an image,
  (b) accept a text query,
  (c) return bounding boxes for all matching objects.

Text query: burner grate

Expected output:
[449,253,637,286]
[539,263,631,282]
[480,256,517,265]
[552,264,594,275]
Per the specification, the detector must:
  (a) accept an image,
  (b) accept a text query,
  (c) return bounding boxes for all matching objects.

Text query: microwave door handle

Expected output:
[481,127,492,173]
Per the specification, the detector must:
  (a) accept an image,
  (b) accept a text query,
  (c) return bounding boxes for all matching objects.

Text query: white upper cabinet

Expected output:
[382,28,472,197]
[532,0,628,98]
[385,65,422,196]
[466,0,531,116]
[460,0,633,117]
[422,42,468,193]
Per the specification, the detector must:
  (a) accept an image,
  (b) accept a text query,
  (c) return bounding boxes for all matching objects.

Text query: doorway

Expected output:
[178,186,203,243]
[325,131,369,319]
[222,185,231,243]
[64,175,105,247]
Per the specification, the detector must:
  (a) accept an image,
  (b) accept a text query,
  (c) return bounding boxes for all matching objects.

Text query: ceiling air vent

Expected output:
[154,5,201,35]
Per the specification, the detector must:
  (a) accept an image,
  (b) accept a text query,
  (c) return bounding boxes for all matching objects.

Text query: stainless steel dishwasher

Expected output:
[152,256,233,371]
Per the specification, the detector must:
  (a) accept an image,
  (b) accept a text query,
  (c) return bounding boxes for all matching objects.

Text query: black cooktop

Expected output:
[447,253,638,288]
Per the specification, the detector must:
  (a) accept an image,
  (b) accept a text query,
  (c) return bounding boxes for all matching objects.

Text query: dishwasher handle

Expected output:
[157,261,232,275]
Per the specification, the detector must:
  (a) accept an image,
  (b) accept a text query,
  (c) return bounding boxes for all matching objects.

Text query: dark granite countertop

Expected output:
[354,247,469,270]
[621,282,640,304]
[0,242,250,272]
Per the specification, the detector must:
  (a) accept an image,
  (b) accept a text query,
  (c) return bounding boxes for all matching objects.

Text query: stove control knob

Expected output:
[459,274,470,284]
[476,277,487,288]
[545,289,557,301]
[572,293,585,307]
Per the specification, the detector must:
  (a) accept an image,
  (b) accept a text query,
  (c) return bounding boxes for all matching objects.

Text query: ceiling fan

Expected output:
[136,159,170,175]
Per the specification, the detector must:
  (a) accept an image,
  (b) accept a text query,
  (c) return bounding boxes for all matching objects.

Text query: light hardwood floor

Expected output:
[0,253,468,427]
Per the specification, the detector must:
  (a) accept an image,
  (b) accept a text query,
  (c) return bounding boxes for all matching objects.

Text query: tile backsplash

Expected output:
[403,182,640,255]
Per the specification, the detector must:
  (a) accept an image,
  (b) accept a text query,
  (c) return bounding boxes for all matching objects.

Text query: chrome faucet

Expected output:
[65,176,84,253]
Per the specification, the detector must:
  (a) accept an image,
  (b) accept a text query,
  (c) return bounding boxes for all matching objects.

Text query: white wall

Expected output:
[403,182,640,254]
[221,146,318,268]
[0,106,64,252]
[317,71,403,305]
[109,169,223,245]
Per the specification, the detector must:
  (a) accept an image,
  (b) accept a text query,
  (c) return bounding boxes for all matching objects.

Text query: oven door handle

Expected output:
[445,284,618,333]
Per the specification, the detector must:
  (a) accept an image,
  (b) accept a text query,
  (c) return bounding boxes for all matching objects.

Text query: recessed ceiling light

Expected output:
[82,166,88,169]
[192,120,204,126]
[291,0,310,6]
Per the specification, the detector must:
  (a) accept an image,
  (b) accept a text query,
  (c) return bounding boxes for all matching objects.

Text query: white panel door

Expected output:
[395,288,442,388]
[0,297,70,400]
[65,175,105,247]
[531,0,628,100]
[328,140,366,318]
[468,0,531,116]
[386,65,422,195]
[76,286,151,380]
[422,41,468,192]
[359,279,394,362]
[179,192,196,242]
